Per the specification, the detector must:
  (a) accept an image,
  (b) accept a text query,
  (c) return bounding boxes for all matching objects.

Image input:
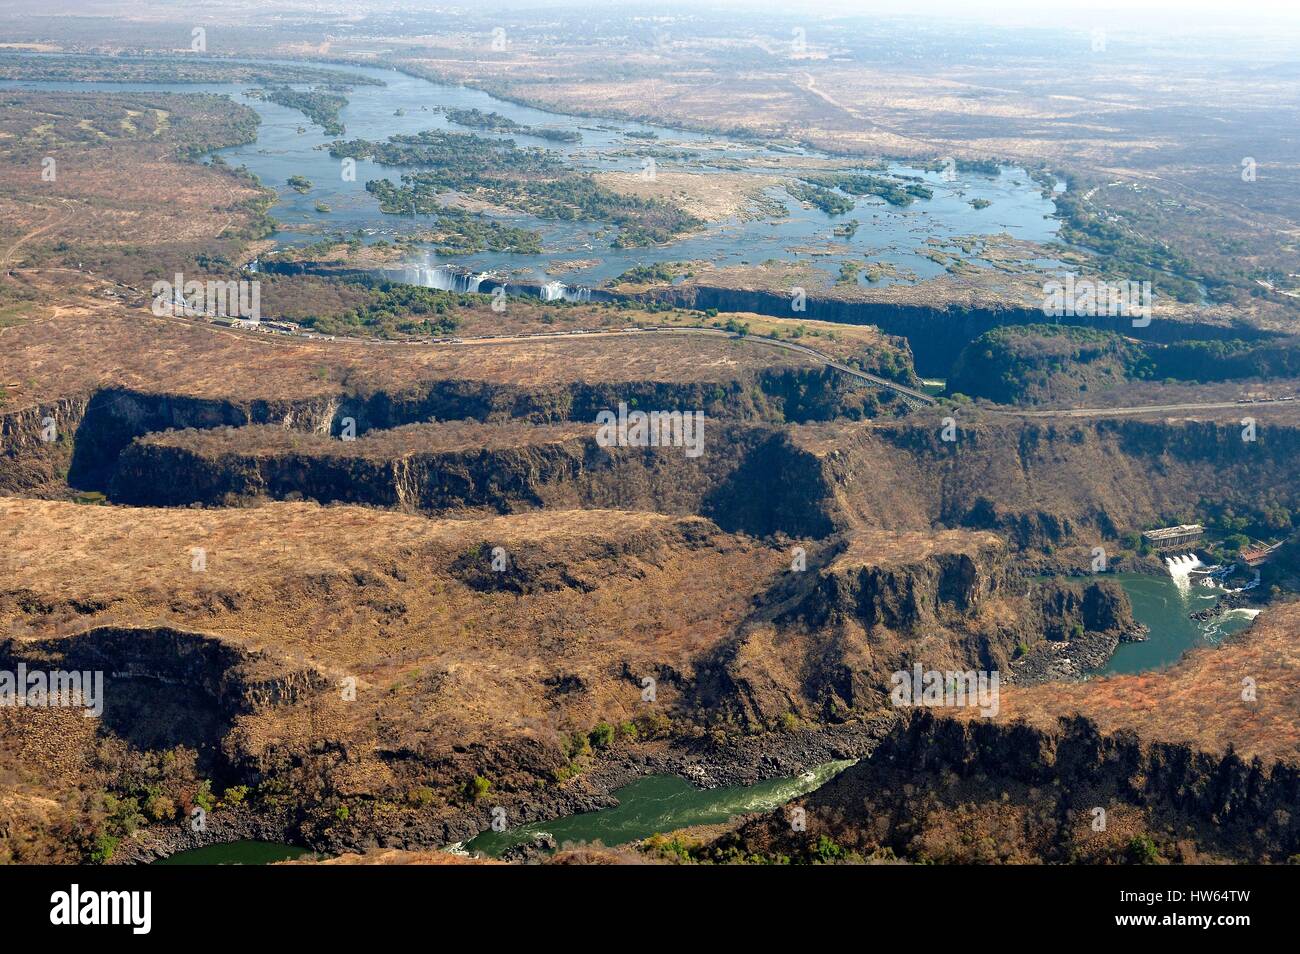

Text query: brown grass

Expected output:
[961,601,1300,765]
[0,496,783,744]
[0,303,819,411]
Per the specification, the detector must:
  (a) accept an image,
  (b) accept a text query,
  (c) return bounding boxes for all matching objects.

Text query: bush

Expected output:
[144,793,176,822]
[815,835,846,863]
[89,834,120,865]
[468,776,492,801]
[588,722,615,750]
[564,732,591,761]
[1125,835,1161,865]
[634,711,672,739]
[193,780,215,814]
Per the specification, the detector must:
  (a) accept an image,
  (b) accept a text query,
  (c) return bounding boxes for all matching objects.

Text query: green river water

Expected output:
[1105,570,1258,674]
[466,759,855,857]
[157,568,1261,863]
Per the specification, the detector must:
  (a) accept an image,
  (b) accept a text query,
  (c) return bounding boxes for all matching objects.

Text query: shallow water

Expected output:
[1,59,1061,289]
[465,759,855,857]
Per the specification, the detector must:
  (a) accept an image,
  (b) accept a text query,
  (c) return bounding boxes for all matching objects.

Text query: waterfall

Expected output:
[1164,552,1204,594]
[539,281,592,303]
[388,263,607,303]
[398,265,494,293]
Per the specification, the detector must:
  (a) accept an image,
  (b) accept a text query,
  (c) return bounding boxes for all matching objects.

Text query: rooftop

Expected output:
[1142,524,1204,541]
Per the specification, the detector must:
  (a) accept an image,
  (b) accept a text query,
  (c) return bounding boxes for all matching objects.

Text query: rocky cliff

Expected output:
[687,529,1138,727]
[719,710,1300,863]
[808,416,1300,550]
[2,364,891,495]
[108,421,839,538]
[646,285,1258,376]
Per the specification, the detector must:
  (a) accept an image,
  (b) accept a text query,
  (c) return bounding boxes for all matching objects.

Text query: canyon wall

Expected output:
[723,710,1300,863]
[646,286,1262,376]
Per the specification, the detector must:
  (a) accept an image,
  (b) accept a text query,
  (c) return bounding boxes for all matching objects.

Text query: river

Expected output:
[154,559,1258,866]
[1,58,1061,293]
[155,761,853,864]
[13,54,1066,863]
[465,759,855,857]
[1107,565,1259,674]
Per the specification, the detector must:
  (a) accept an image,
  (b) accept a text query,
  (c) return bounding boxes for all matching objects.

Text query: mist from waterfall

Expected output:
[1164,552,1205,595]
[401,264,492,294]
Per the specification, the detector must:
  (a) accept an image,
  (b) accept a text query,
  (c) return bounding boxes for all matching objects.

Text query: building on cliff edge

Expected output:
[1142,524,1205,551]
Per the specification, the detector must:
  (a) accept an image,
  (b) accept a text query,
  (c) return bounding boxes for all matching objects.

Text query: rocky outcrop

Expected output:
[0,625,330,718]
[109,422,840,538]
[722,710,1300,863]
[816,417,1300,550]
[1013,579,1145,681]
[0,394,90,493]
[2,364,888,494]
[947,324,1147,405]
[645,285,1258,376]
[687,530,1138,727]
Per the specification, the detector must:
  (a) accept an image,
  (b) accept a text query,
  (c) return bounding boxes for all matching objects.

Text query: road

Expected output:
[17,265,1300,419]
[1000,397,1298,418]
[6,263,940,404]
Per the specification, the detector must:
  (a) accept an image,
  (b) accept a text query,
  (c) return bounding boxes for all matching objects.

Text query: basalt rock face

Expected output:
[0,395,91,494]
[61,387,336,491]
[950,326,1300,405]
[818,418,1300,549]
[2,627,330,713]
[723,710,1300,863]
[0,626,329,769]
[645,285,1255,377]
[788,544,999,634]
[110,423,839,539]
[946,325,1145,405]
[1034,578,1138,641]
[4,365,878,494]
[1012,579,1144,681]
[687,531,1138,727]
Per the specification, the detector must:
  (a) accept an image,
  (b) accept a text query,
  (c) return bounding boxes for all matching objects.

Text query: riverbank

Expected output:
[118,717,897,864]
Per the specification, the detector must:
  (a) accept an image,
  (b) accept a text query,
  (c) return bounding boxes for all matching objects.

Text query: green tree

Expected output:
[588,722,615,750]
[468,776,492,800]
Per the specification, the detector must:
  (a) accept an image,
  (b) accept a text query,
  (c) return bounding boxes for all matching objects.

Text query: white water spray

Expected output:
[1164,552,1204,594]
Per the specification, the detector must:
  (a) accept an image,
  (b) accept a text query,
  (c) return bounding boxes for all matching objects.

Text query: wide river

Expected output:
[2,58,1062,292]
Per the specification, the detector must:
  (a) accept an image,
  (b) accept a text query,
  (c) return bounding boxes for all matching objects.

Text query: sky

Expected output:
[509,0,1300,29]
